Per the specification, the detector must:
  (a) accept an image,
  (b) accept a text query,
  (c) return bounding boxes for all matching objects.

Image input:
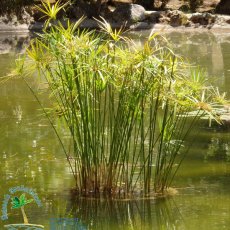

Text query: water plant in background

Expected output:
[35,0,69,28]
[14,1,227,198]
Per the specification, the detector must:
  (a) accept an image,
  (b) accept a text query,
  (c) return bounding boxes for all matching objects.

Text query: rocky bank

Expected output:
[0,3,230,32]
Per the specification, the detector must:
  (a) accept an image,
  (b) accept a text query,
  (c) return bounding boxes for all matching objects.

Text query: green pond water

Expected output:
[0,31,230,229]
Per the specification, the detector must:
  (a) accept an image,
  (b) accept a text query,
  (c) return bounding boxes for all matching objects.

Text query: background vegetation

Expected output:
[0,0,227,18]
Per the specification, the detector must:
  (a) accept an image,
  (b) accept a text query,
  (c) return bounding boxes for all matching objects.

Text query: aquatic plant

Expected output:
[35,0,69,28]
[15,1,227,198]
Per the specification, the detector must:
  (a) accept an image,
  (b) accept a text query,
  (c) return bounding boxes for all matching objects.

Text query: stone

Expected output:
[194,23,200,28]
[189,13,216,26]
[130,22,153,30]
[112,4,146,23]
[179,4,190,12]
[80,19,99,29]
[144,11,161,23]
[67,6,85,19]
[18,8,34,24]
[166,10,188,27]
[158,12,170,24]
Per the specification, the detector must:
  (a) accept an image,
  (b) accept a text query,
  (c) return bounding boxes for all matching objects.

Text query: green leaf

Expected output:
[11,194,34,209]
[20,193,34,206]
[11,197,21,209]
[25,199,34,205]
[19,193,26,204]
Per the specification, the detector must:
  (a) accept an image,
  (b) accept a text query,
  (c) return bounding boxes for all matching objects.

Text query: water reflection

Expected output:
[0,33,30,55]
[64,196,185,230]
[131,31,230,94]
[206,136,230,161]
[1,31,230,229]
[167,32,230,94]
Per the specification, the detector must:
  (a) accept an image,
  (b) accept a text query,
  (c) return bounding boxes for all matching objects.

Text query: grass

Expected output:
[13,1,228,198]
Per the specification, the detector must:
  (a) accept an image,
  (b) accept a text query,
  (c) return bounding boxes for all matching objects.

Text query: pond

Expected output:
[0,30,230,229]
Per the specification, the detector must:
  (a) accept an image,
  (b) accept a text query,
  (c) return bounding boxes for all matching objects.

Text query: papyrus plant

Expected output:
[15,1,227,198]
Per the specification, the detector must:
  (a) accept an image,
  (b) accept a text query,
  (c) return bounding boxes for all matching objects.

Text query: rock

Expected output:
[185,21,192,27]
[193,23,200,28]
[144,11,161,23]
[18,8,34,24]
[214,15,230,26]
[158,12,170,24]
[100,4,114,19]
[130,22,153,30]
[158,10,190,27]
[179,4,190,12]
[66,5,85,19]
[112,4,146,23]
[189,13,216,26]
[166,10,189,27]
[33,7,47,22]
[206,24,213,29]
[80,19,99,29]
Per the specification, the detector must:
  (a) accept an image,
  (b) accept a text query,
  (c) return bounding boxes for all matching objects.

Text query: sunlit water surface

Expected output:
[0,31,230,229]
